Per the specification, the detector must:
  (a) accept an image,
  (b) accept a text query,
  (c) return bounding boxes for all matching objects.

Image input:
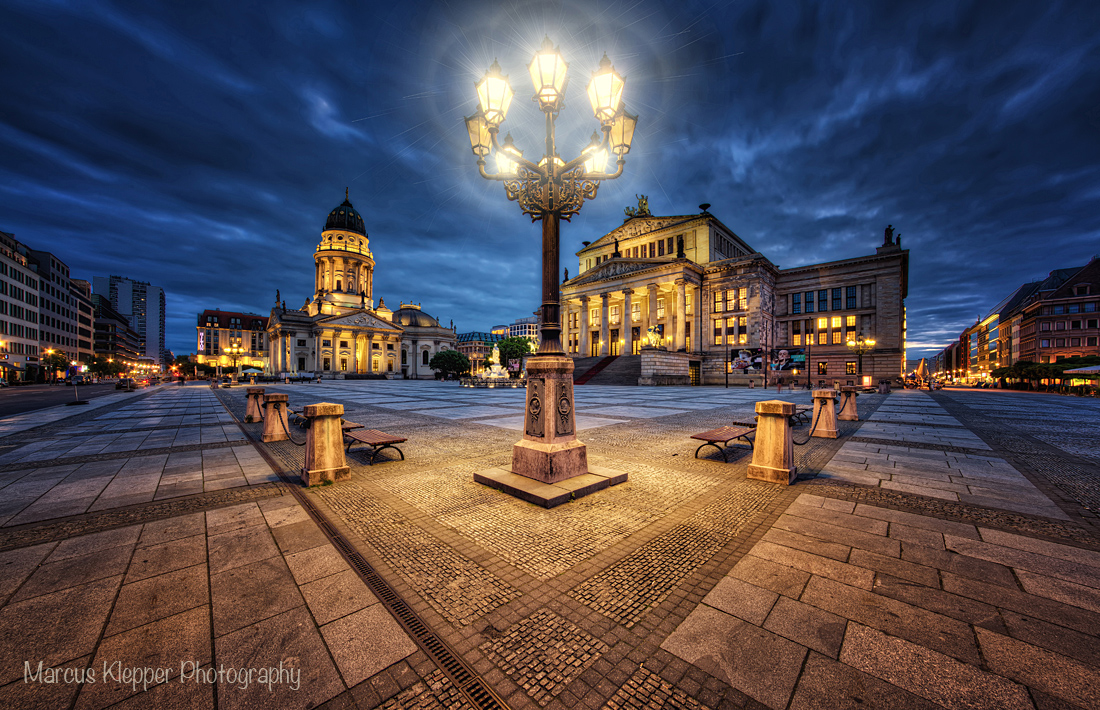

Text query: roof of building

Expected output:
[324,191,366,236]
[456,332,506,343]
[197,309,269,329]
[391,305,441,328]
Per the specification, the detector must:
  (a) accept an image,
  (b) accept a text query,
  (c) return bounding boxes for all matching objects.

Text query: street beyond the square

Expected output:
[0,381,1098,710]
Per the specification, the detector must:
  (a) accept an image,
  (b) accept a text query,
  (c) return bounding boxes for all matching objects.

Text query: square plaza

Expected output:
[0,381,1098,709]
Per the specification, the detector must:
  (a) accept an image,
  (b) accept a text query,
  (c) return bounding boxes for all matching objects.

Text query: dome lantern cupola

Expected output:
[324,187,367,236]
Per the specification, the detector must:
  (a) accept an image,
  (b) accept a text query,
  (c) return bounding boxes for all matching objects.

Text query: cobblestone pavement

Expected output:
[3,381,1099,710]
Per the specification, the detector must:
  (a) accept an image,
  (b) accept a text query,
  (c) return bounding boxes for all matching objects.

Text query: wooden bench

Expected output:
[791,405,813,426]
[344,428,407,465]
[690,425,755,462]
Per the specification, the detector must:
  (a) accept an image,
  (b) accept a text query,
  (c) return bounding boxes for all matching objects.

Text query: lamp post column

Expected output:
[599,293,610,356]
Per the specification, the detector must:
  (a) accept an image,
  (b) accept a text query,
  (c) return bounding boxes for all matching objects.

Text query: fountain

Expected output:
[481,344,510,380]
[463,343,524,388]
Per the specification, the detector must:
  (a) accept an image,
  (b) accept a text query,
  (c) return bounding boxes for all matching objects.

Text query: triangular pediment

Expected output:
[567,258,682,286]
[318,310,402,332]
[586,215,704,249]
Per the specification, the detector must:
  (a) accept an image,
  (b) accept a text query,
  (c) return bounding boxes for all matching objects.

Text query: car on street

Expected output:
[115,377,136,391]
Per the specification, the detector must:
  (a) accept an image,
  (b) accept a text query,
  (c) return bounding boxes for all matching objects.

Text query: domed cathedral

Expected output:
[266,191,457,379]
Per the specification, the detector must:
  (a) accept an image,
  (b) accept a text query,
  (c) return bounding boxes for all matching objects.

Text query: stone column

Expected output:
[599,293,610,356]
[812,389,839,438]
[647,283,658,343]
[245,387,265,422]
[622,289,633,355]
[674,279,686,350]
[580,296,590,356]
[261,394,289,442]
[301,402,350,486]
[747,400,797,485]
[838,386,859,421]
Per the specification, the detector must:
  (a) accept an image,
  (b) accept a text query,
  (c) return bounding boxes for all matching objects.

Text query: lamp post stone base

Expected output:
[746,400,797,485]
[301,402,350,487]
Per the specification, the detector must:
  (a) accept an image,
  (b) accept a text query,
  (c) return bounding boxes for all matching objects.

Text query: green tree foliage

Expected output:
[429,349,470,379]
[41,350,70,381]
[88,355,126,378]
[496,336,533,377]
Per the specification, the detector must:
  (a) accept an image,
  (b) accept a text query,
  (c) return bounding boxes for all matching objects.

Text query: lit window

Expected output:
[793,334,801,345]
[738,287,748,310]
[832,330,842,344]
[657,299,666,319]
[739,333,747,344]
[846,315,856,327]
[817,317,828,330]
[714,292,724,312]
[846,362,857,375]
[831,317,841,329]
[726,290,738,308]
[818,362,827,375]
[819,332,827,345]
[610,306,620,325]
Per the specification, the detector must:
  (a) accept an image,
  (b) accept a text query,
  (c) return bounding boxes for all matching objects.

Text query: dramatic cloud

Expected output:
[2,0,1098,358]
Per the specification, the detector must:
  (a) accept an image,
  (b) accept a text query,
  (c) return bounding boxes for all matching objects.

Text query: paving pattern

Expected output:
[1,380,1098,710]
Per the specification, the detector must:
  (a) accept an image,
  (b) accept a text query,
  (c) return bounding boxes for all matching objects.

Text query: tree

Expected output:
[429,349,470,379]
[41,351,70,382]
[497,336,533,378]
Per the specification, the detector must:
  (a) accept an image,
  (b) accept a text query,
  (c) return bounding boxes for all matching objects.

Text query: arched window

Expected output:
[401,349,407,365]
[422,350,429,365]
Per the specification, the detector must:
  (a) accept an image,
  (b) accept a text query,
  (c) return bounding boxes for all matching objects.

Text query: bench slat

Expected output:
[346,429,406,446]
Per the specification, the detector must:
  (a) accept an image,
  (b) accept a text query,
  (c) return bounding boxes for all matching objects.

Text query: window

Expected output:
[1088,337,1098,346]
[686,293,692,314]
[819,332,827,345]
[657,299,665,319]
[805,292,814,313]
[832,330,842,344]
[632,302,641,322]
[792,293,801,314]
[387,343,394,350]
[340,340,348,348]
[610,306,620,325]
[1056,339,1065,347]
[591,308,598,324]
[1068,304,1080,314]
[658,240,665,256]
[1072,320,1082,329]
[726,289,738,310]
[817,317,828,330]
[831,317,841,329]
[713,320,722,345]
[818,362,828,375]
[846,362,857,375]
[1040,322,1050,331]
[819,290,828,312]
[1089,319,1099,328]
[1056,322,1065,330]
[846,286,857,309]
[832,288,842,311]
[322,339,331,347]
[738,332,748,344]
[297,339,306,347]
[323,357,330,370]
[340,358,347,371]
[846,315,856,327]
[1075,285,1091,295]
[1071,338,1080,347]
[714,292,723,312]
[423,350,429,365]
[738,287,748,310]
[667,237,674,254]
[401,350,407,364]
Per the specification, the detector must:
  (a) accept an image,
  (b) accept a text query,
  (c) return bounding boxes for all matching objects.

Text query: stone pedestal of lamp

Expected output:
[261,393,289,443]
[301,402,350,486]
[245,387,265,422]
[812,389,839,439]
[746,400,797,485]
[475,354,626,507]
[838,386,859,421]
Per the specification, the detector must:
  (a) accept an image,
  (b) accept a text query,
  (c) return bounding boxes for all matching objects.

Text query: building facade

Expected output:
[561,205,908,385]
[266,193,456,378]
[194,310,269,372]
[93,275,167,366]
[70,279,96,366]
[0,231,41,381]
[457,331,506,373]
[92,294,141,369]
[26,248,82,370]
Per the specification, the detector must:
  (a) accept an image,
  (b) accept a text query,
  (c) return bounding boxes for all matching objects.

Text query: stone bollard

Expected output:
[838,386,859,421]
[301,403,350,486]
[250,376,256,385]
[261,393,289,442]
[747,400,797,485]
[812,389,839,439]
[245,387,265,422]
[878,380,891,394]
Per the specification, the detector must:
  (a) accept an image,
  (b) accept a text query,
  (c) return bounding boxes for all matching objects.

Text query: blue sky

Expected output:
[2,0,1098,359]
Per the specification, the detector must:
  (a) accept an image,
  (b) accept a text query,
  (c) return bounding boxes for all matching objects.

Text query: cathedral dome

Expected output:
[324,192,366,236]
[392,304,441,328]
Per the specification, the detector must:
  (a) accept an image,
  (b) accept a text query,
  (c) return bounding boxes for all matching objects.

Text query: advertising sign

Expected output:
[729,348,764,371]
[769,347,806,371]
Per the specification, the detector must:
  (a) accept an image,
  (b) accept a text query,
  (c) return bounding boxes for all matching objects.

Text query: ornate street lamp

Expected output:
[226,345,244,383]
[846,332,876,381]
[464,37,636,487]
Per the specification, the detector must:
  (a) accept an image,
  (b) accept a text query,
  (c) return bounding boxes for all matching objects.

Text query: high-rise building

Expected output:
[70,279,96,365]
[0,231,42,382]
[93,275,167,366]
[91,294,140,368]
[27,248,81,369]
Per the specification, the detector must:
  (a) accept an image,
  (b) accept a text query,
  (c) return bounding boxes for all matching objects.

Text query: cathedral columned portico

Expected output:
[267,192,456,378]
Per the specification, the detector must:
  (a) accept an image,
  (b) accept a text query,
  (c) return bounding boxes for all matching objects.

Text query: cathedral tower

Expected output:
[311,189,374,316]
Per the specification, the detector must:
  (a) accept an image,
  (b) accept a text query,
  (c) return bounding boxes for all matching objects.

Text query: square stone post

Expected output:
[599,293,610,356]
[580,296,590,357]
[747,400,797,485]
[245,387,265,422]
[812,389,839,438]
[838,386,859,421]
[512,354,587,483]
[301,402,350,486]
[622,289,633,355]
[261,393,289,442]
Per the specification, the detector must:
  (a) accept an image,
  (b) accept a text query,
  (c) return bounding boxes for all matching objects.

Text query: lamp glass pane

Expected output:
[609,111,637,155]
[464,114,491,156]
[584,148,608,174]
[587,68,624,121]
[528,51,567,108]
[477,74,513,125]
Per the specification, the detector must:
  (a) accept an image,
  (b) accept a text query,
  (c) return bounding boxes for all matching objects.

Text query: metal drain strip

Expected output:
[219,396,510,710]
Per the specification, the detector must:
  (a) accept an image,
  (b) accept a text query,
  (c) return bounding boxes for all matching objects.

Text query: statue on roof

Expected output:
[624,194,651,218]
[563,267,569,281]
[884,224,894,246]
[275,289,280,304]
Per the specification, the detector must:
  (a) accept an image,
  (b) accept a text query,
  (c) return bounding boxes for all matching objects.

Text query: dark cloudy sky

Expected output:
[2,0,1099,360]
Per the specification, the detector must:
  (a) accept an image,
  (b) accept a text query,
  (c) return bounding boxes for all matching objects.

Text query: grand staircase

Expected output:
[572,355,642,385]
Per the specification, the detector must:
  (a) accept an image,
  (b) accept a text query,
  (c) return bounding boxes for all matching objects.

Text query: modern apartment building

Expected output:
[93,275,167,366]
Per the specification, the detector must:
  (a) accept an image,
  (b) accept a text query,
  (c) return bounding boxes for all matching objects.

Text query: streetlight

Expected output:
[464,38,636,485]
[226,346,244,383]
[846,332,876,385]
